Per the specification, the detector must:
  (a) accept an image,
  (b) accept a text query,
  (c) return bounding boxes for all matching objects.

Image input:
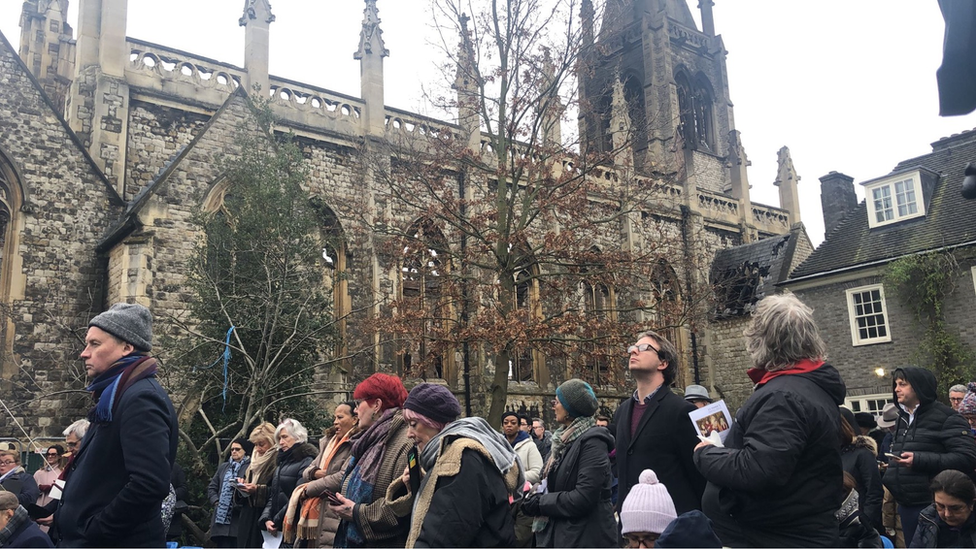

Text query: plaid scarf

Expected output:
[86,354,157,423]
[0,505,29,546]
[533,415,596,533]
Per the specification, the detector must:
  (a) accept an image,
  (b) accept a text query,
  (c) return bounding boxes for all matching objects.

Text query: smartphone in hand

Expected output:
[885,452,904,460]
[407,446,421,494]
[323,489,343,505]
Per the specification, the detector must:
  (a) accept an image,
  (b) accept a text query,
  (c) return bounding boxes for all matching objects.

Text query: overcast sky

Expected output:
[2,1,975,246]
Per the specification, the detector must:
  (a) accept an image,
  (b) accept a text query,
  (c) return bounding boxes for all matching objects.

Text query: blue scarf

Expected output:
[85,354,151,423]
[215,457,247,524]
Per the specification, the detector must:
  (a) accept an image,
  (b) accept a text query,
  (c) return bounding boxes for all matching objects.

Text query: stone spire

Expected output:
[454,13,481,151]
[774,146,802,225]
[356,0,388,137]
[540,51,563,147]
[698,0,715,36]
[240,0,275,95]
[726,130,750,203]
[19,0,75,113]
[581,0,595,48]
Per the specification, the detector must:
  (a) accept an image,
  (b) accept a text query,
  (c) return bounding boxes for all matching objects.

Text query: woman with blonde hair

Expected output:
[236,422,277,549]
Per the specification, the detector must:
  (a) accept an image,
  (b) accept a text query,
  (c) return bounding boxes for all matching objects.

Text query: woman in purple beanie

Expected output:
[384,383,523,548]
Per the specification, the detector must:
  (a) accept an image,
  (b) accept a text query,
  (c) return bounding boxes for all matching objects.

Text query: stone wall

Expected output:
[0,36,121,437]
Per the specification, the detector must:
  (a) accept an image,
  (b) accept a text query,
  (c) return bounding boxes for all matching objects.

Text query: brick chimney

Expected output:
[819,171,857,237]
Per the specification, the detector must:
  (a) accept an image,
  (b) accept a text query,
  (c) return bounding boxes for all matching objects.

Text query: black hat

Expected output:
[854,412,877,430]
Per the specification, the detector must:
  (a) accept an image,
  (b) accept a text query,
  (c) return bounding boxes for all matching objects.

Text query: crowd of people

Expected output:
[6,293,976,548]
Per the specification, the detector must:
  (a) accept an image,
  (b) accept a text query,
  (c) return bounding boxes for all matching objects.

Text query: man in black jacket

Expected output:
[883,366,976,545]
[694,294,846,547]
[56,303,178,547]
[615,330,704,516]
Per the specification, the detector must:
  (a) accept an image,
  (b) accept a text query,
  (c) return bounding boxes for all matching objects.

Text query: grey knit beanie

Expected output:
[89,303,153,351]
[556,378,598,419]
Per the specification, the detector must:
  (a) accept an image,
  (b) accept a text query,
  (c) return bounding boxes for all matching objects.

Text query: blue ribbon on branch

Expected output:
[194,326,236,411]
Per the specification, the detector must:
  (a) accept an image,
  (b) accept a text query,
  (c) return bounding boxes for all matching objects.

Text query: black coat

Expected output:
[56,376,178,548]
[883,367,976,507]
[208,457,250,539]
[525,426,616,548]
[413,449,516,548]
[842,437,884,533]
[694,363,846,547]
[5,515,55,548]
[614,387,705,514]
[260,443,317,529]
[910,503,976,547]
[1,469,39,507]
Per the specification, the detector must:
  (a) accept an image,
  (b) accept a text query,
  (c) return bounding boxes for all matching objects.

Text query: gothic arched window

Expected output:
[623,75,647,152]
[674,70,715,152]
[398,218,450,380]
[580,248,616,385]
[0,151,27,377]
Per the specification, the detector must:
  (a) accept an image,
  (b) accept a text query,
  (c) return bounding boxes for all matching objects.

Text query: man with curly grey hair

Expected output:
[693,293,847,547]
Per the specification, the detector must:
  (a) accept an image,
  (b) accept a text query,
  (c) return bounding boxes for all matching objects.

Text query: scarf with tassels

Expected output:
[284,429,355,543]
[86,354,158,424]
[533,415,596,533]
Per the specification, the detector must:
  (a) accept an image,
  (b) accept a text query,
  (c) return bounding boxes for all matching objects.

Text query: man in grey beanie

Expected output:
[56,302,178,547]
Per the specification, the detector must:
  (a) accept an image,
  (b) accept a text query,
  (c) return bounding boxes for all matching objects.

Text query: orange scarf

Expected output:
[284,430,353,543]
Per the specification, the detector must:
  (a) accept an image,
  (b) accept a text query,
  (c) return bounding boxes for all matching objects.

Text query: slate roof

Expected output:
[789,129,976,280]
[711,225,805,318]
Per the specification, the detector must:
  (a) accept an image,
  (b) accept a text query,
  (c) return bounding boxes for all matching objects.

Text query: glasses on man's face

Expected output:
[66,441,78,449]
[627,343,661,357]
[951,397,964,404]
[230,447,243,453]
[624,533,659,548]
[0,460,15,466]
[45,452,59,457]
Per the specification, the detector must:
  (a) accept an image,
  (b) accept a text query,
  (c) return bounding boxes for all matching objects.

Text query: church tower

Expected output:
[580,0,735,193]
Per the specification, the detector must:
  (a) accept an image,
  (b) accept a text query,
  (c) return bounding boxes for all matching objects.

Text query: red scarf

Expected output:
[747,358,825,386]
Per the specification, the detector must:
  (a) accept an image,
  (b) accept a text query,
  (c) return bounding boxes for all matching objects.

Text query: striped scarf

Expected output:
[86,354,157,423]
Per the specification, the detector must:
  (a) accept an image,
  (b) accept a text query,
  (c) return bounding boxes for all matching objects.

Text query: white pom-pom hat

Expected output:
[620,469,678,535]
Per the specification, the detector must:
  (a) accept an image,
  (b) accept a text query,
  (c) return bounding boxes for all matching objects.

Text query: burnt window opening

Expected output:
[675,71,715,152]
[713,261,770,319]
[400,218,448,380]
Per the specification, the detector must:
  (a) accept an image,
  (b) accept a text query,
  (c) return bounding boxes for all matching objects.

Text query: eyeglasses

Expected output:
[0,460,15,466]
[950,397,965,403]
[627,343,662,357]
[936,501,970,514]
[45,452,59,457]
[624,533,660,548]
[65,441,78,449]
[230,447,244,452]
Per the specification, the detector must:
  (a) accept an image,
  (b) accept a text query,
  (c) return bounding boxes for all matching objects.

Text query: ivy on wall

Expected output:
[884,251,976,399]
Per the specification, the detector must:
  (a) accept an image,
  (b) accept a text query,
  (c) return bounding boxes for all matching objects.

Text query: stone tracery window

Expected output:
[580,248,616,385]
[398,218,449,380]
[0,153,25,378]
[675,70,715,151]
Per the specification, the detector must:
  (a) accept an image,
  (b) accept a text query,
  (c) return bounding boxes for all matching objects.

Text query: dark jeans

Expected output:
[898,503,928,546]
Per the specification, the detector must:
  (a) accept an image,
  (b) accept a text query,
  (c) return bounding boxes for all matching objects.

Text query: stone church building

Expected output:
[0,0,806,436]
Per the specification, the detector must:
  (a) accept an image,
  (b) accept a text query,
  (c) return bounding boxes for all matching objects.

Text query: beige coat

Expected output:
[299,428,357,548]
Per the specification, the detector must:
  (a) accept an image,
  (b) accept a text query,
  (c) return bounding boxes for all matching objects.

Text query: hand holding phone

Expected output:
[323,489,343,505]
[885,452,904,460]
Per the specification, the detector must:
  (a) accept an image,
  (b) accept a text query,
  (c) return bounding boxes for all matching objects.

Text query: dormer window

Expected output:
[863,170,926,228]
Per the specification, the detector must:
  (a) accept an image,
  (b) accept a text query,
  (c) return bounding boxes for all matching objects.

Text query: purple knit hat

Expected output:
[959,382,976,417]
[403,383,461,425]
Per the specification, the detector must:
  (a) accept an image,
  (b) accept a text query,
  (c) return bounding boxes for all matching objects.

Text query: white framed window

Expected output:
[846,284,891,345]
[864,171,925,228]
[845,393,893,420]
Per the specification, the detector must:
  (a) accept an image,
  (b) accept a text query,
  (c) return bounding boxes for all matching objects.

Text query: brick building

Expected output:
[0,0,804,436]
[783,129,976,417]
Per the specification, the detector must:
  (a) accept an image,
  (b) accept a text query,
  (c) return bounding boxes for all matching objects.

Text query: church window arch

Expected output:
[622,74,647,152]
[0,149,28,378]
[579,247,617,385]
[397,217,453,382]
[674,69,716,152]
[508,239,541,383]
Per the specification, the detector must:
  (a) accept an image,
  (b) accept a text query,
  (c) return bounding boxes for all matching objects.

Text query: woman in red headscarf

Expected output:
[329,373,411,548]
